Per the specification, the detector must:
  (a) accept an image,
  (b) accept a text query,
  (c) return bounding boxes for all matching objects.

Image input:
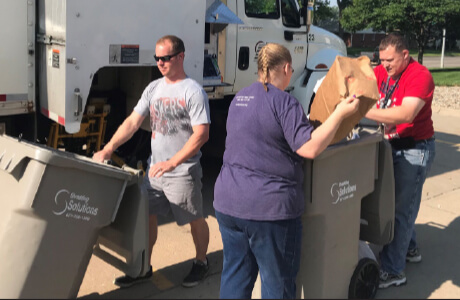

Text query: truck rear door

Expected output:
[37,0,205,134]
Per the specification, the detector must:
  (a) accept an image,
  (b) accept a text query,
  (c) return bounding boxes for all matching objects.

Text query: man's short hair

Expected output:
[379,33,409,53]
[157,35,185,53]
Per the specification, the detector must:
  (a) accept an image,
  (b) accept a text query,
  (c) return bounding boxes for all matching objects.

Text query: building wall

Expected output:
[350,33,386,48]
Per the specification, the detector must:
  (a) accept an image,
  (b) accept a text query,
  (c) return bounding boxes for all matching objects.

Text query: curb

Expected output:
[432,105,460,117]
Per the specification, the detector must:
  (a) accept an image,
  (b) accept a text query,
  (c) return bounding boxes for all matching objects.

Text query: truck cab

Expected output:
[207,0,347,114]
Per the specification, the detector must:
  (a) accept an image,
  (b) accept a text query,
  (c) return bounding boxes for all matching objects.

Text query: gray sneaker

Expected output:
[406,248,422,263]
[379,270,407,289]
[182,258,209,288]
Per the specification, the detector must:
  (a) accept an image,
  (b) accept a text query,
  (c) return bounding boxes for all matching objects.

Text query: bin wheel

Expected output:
[348,258,379,299]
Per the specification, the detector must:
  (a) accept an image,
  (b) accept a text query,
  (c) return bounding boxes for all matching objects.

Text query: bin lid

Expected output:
[0,134,133,181]
[315,132,383,160]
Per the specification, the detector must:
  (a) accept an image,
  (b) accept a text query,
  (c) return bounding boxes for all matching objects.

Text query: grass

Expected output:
[429,68,460,86]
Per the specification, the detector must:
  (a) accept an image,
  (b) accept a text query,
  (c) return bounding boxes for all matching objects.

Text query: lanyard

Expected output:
[378,75,401,134]
[380,76,400,109]
[380,61,410,109]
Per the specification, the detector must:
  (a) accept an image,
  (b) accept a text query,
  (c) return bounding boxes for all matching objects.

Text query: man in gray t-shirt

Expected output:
[134,76,210,177]
[93,35,211,288]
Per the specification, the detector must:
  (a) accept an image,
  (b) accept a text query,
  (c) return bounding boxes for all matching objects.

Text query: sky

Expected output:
[329,0,338,7]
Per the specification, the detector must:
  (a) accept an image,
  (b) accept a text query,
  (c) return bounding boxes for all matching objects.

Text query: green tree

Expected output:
[434,13,460,51]
[340,0,460,64]
[245,0,277,15]
[297,0,336,25]
[336,0,353,39]
[312,0,336,25]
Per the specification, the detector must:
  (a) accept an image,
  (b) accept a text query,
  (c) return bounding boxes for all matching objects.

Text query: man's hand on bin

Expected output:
[149,161,176,178]
[92,148,113,163]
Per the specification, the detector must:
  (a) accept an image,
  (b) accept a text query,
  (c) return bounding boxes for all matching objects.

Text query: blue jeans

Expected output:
[215,211,302,299]
[380,138,436,275]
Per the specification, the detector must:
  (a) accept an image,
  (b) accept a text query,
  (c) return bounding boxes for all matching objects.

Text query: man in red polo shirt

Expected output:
[366,33,436,289]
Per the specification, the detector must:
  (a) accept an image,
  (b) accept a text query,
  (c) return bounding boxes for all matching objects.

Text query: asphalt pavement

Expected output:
[77,106,460,299]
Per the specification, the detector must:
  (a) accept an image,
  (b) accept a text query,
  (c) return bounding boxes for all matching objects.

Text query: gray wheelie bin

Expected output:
[0,134,145,299]
[252,132,394,299]
[93,176,150,280]
[360,137,395,245]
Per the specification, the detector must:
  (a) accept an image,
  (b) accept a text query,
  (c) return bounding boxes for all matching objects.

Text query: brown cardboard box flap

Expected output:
[309,55,379,144]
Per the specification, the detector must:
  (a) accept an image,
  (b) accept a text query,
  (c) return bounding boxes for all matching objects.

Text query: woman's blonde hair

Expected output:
[257,43,292,91]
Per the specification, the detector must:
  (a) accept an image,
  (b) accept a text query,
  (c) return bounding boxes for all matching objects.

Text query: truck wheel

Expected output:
[348,258,379,299]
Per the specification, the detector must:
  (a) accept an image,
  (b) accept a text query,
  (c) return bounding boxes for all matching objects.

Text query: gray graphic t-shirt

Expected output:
[134,77,211,177]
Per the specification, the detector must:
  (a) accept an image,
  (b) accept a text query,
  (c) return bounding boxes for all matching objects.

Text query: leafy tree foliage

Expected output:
[336,0,353,38]
[296,0,336,25]
[434,13,460,51]
[245,0,277,15]
[340,0,460,64]
[312,0,336,25]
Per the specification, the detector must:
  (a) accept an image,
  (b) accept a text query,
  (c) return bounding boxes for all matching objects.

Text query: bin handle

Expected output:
[0,154,32,175]
[0,136,47,175]
[0,151,23,175]
[0,150,12,172]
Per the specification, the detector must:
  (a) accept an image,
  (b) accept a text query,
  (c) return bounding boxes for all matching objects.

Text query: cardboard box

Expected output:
[309,56,379,144]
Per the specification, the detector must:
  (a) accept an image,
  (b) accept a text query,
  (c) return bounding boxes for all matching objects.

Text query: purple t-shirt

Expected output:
[213,82,314,221]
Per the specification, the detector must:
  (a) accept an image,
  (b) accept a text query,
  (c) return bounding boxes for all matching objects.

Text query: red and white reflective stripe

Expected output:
[41,107,65,126]
[0,94,29,101]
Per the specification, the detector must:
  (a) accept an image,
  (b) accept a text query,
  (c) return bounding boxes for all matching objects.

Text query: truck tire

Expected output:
[348,258,379,299]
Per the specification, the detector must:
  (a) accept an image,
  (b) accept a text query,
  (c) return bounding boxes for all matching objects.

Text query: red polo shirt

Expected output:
[374,58,435,140]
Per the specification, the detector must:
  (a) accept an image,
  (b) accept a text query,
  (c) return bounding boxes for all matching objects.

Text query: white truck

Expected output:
[0,1,394,299]
[0,0,346,162]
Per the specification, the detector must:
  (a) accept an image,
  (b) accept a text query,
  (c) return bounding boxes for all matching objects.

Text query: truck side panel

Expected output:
[0,0,35,117]
[38,0,205,134]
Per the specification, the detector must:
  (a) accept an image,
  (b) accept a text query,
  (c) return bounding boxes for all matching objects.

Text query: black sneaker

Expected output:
[114,266,153,288]
[378,270,407,289]
[406,248,422,263]
[182,258,209,288]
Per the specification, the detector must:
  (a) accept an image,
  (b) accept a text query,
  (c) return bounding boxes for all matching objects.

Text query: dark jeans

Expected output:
[215,211,302,299]
[380,138,436,275]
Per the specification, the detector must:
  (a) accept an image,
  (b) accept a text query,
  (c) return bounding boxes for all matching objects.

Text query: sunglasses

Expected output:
[154,51,181,62]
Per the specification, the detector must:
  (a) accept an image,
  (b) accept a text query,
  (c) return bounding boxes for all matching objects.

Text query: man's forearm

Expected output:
[104,114,142,154]
[169,130,209,168]
[366,97,426,125]
[366,107,412,125]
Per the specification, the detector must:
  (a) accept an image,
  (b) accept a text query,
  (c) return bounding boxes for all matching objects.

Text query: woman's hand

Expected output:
[335,95,360,118]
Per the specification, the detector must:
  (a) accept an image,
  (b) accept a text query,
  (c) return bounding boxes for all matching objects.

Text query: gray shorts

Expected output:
[143,166,203,226]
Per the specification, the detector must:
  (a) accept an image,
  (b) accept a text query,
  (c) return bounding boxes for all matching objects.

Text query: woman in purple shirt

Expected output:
[214,43,359,299]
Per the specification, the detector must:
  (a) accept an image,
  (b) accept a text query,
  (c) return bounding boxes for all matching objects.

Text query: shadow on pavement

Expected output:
[428,131,460,178]
[80,250,223,299]
[376,216,460,299]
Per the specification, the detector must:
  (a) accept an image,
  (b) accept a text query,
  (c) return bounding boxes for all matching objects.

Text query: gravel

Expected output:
[433,86,460,110]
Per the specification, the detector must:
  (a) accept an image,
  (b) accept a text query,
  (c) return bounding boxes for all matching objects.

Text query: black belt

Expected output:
[389,136,434,150]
